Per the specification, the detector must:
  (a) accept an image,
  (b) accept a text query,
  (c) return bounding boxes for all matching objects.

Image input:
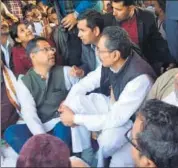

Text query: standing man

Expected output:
[104,0,175,73]
[166,1,178,63]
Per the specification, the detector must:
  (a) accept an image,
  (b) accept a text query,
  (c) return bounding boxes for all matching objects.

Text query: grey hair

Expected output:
[102,26,132,59]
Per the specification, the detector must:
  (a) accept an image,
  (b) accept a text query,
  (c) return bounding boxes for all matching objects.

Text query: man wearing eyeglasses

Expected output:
[128,99,178,168]
[3,37,80,154]
[59,26,156,167]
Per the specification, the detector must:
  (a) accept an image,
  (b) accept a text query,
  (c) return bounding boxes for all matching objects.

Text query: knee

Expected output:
[4,125,17,144]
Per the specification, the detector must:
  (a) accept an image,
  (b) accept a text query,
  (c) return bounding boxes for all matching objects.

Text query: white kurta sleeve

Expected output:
[74,74,153,131]
[16,78,46,135]
[64,66,101,105]
[63,66,80,90]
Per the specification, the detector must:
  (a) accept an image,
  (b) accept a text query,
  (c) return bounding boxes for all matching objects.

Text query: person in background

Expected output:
[36,0,49,18]
[148,68,178,106]
[16,134,89,168]
[22,4,44,36]
[1,18,14,70]
[47,7,59,27]
[10,22,34,76]
[166,1,178,63]
[104,0,175,74]
[128,99,178,168]
[3,0,23,21]
[152,0,166,40]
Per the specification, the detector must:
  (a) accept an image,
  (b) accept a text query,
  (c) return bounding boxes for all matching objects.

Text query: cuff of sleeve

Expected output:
[74,11,79,19]
[74,114,84,125]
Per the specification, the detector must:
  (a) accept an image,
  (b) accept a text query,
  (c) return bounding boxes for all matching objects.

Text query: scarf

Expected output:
[2,64,21,114]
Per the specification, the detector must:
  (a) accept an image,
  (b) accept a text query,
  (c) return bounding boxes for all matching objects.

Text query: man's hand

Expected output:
[69,66,84,78]
[59,105,75,127]
[61,13,77,31]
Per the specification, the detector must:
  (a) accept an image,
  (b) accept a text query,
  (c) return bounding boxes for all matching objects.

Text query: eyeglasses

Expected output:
[95,47,114,55]
[125,128,141,152]
[32,47,56,53]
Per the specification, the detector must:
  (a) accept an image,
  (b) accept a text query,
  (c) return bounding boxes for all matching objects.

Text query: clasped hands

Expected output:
[58,103,76,127]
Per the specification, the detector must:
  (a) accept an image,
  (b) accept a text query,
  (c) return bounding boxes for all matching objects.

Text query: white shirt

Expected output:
[65,66,153,131]
[1,40,10,68]
[16,66,79,135]
[163,91,178,107]
[91,44,101,69]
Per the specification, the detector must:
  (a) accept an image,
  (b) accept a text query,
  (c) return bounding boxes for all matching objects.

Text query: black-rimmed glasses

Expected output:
[32,47,56,53]
[125,128,141,152]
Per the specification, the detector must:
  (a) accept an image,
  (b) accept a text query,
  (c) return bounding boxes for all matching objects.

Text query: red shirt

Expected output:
[120,15,139,45]
[12,46,32,76]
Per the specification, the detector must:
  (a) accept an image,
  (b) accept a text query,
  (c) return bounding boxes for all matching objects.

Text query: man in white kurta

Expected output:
[60,26,155,167]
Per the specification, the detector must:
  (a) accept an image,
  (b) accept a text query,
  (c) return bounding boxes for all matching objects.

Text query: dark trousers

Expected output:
[4,122,71,153]
[166,19,178,62]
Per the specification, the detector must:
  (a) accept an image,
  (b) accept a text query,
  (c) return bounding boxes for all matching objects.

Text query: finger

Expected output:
[62,19,70,26]
[61,18,66,24]
[64,23,71,28]
[68,24,74,31]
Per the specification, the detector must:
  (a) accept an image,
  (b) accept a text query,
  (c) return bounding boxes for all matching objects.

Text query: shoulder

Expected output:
[136,7,155,22]
[156,68,178,84]
[12,46,25,55]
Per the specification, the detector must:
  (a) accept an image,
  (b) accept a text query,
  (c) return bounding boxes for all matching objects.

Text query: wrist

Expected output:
[73,11,79,19]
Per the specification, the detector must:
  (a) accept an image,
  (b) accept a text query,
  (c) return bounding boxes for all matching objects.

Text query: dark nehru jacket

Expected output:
[100,50,157,100]
[22,66,68,123]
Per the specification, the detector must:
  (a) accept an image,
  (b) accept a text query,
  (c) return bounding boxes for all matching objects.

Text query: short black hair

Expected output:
[10,22,22,46]
[157,0,166,12]
[101,26,131,59]
[22,4,35,17]
[78,10,104,33]
[137,99,178,168]
[111,0,135,6]
[26,37,48,56]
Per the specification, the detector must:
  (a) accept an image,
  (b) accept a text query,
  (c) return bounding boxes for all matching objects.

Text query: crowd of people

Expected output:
[1,0,178,167]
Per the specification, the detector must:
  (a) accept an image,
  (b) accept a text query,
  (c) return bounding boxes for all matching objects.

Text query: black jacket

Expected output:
[80,44,96,75]
[103,7,174,64]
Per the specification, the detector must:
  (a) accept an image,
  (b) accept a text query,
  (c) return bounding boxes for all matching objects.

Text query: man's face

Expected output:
[112,1,132,21]
[25,11,33,22]
[152,0,162,16]
[131,114,156,167]
[1,19,9,35]
[77,19,97,45]
[32,8,42,21]
[31,41,56,68]
[97,36,115,67]
[131,115,144,167]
